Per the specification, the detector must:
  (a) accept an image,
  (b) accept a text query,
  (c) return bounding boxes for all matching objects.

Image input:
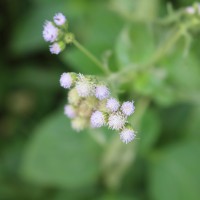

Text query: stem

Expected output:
[107,27,183,83]
[73,39,110,75]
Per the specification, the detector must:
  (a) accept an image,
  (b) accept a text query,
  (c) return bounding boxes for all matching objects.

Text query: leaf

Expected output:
[149,141,200,200]
[21,110,102,188]
[115,23,155,67]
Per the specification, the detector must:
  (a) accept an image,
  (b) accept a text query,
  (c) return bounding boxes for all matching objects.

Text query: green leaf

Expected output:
[116,23,155,67]
[21,110,102,188]
[138,109,161,155]
[149,141,200,200]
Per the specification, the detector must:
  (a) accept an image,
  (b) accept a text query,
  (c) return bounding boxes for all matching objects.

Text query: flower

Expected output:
[108,112,127,130]
[60,72,73,89]
[53,13,66,26]
[106,98,120,112]
[90,111,105,128]
[50,43,61,54]
[64,105,76,118]
[95,85,110,100]
[121,101,135,116]
[120,128,135,144]
[43,21,58,42]
[75,74,94,97]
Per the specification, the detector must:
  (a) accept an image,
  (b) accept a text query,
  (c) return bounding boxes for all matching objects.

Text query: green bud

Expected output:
[68,88,80,106]
[64,32,75,44]
[71,117,88,132]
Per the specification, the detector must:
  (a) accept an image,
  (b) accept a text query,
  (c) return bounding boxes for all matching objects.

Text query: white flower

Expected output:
[60,72,73,89]
[108,112,127,130]
[121,101,135,116]
[106,98,120,112]
[75,74,94,97]
[90,111,105,128]
[120,129,135,144]
[95,85,110,100]
[186,6,195,14]
[64,105,76,118]
[53,13,66,26]
[43,21,58,42]
[50,43,61,54]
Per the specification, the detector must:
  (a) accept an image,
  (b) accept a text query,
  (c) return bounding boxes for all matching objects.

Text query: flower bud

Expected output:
[60,72,77,89]
[64,32,75,44]
[53,13,66,26]
[108,111,127,130]
[90,111,105,128]
[68,88,80,106]
[71,117,88,132]
[50,41,65,54]
[120,128,135,144]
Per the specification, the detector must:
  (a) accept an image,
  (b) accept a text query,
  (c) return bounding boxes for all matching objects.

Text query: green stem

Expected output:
[73,39,110,75]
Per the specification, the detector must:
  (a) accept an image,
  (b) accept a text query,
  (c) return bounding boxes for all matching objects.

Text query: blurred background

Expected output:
[0,0,200,200]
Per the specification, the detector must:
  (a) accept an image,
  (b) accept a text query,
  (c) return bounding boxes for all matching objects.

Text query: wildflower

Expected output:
[106,98,120,112]
[120,128,135,144]
[121,101,135,116]
[90,111,105,128]
[108,112,127,130]
[64,105,76,119]
[75,74,94,97]
[42,21,58,42]
[60,72,73,89]
[71,117,88,132]
[53,13,66,26]
[95,85,110,100]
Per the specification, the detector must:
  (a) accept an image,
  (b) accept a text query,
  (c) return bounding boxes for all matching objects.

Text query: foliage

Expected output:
[0,0,200,200]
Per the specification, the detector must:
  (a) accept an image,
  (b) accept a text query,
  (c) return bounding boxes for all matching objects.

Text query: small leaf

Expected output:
[21,110,102,188]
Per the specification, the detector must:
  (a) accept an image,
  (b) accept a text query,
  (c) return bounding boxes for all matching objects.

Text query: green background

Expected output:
[0,0,200,200]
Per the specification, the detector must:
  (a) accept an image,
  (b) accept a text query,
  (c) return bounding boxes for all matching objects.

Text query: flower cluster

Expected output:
[42,13,73,54]
[60,72,136,144]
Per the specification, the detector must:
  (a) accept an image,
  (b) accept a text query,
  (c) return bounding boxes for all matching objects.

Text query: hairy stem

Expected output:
[73,39,110,75]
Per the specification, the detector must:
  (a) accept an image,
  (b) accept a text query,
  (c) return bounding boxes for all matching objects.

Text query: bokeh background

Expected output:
[0,0,200,200]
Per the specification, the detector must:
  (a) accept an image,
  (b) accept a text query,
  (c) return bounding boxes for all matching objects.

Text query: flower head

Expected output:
[50,43,61,54]
[95,85,110,100]
[75,74,94,97]
[64,105,76,119]
[90,111,105,128]
[106,98,120,112]
[121,101,135,116]
[43,21,58,42]
[108,112,127,130]
[54,13,66,26]
[60,72,73,89]
[120,128,135,144]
